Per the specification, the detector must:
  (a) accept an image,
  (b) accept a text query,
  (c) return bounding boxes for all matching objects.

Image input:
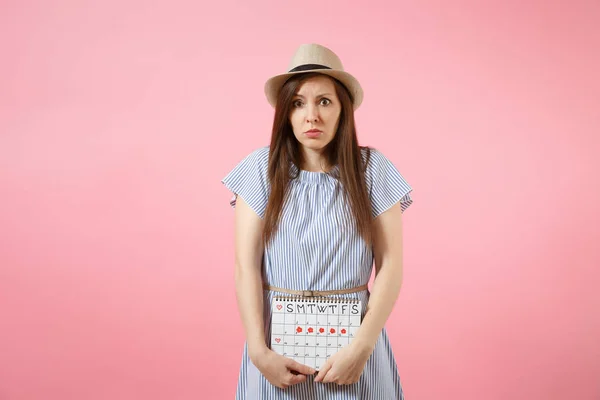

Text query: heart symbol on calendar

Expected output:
[276,304,282,310]
[275,338,281,343]
[341,329,347,334]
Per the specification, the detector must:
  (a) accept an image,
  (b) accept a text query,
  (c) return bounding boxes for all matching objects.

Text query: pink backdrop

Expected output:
[1,0,598,399]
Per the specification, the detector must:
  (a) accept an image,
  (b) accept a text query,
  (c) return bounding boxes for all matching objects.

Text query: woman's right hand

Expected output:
[250,347,316,389]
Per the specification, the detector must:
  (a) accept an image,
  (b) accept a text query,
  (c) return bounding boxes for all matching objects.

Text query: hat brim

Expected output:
[264,69,363,111]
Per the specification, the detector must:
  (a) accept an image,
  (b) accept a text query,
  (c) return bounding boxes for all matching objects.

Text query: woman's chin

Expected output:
[299,137,332,150]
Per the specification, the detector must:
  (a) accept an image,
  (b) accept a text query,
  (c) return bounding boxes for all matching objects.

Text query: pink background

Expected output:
[1,0,599,399]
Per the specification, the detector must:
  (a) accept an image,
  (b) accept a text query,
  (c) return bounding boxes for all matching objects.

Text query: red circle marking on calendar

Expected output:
[319,328,325,333]
[308,327,314,333]
[296,326,303,333]
[330,328,336,334]
[341,329,347,334]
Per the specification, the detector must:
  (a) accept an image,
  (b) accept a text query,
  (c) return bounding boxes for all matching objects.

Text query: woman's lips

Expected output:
[305,130,322,138]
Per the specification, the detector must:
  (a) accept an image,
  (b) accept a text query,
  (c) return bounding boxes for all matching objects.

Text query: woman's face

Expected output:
[289,75,342,154]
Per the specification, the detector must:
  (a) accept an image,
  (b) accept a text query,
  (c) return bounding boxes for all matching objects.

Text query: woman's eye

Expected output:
[292,99,330,107]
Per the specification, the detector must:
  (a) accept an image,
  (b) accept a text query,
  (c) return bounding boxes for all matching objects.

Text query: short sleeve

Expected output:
[364,148,414,218]
[220,146,270,219]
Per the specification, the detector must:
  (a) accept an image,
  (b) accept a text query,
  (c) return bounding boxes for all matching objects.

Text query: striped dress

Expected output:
[221,145,413,400]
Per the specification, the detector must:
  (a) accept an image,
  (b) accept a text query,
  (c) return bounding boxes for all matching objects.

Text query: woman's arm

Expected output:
[354,201,405,350]
[233,196,316,388]
[232,196,268,362]
[314,201,405,384]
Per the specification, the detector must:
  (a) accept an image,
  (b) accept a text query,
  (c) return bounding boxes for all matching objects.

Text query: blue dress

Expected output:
[221,146,413,399]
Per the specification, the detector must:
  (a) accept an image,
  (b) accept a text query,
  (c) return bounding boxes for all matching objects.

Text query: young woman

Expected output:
[221,43,413,399]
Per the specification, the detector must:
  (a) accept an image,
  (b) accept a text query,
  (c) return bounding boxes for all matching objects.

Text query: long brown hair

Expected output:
[262,72,374,247]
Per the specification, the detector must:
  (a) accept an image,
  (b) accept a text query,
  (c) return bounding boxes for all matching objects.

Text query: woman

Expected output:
[221,43,413,399]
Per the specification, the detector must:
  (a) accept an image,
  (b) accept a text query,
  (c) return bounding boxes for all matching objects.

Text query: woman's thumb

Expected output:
[288,360,316,375]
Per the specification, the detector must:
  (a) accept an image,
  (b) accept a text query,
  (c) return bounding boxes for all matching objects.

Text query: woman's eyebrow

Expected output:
[293,93,334,98]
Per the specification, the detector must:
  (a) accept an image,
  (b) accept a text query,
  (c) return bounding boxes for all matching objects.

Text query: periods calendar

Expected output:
[270,296,362,370]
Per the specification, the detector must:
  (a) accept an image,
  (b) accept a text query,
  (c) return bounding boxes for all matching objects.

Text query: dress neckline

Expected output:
[291,164,340,184]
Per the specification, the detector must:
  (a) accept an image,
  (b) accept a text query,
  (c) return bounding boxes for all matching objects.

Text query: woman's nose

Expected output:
[305,105,320,123]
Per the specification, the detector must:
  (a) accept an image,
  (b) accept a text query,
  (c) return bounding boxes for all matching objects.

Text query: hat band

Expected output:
[288,64,332,72]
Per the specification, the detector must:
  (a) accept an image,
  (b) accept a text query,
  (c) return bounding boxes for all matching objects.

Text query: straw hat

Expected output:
[264,43,364,110]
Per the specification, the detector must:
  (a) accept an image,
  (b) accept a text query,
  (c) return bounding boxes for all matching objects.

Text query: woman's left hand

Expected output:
[314,339,374,385]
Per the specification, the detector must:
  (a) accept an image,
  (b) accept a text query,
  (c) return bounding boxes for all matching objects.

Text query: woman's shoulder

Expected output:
[222,145,270,182]
[254,145,270,155]
[359,146,388,170]
[359,146,406,187]
[251,145,270,173]
[358,145,414,214]
[246,145,270,162]
[221,145,271,218]
[232,145,270,173]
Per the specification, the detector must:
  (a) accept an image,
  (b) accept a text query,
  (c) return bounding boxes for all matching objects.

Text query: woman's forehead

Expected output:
[295,76,336,95]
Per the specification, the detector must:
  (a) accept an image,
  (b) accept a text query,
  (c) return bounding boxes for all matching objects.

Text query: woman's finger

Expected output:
[288,372,308,385]
[314,360,332,382]
[286,359,316,376]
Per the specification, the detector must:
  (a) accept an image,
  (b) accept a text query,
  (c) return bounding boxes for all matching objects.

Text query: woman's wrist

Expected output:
[248,342,270,364]
[351,336,377,355]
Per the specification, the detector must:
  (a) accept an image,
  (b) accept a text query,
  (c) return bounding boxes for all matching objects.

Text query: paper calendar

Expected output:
[269,296,362,371]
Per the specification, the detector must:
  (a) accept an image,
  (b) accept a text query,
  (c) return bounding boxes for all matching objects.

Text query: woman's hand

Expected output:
[251,347,317,389]
[314,340,374,385]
